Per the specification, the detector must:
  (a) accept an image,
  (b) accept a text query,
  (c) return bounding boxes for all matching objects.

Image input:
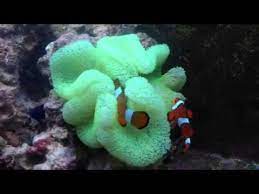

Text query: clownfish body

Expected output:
[167,98,194,153]
[114,79,150,129]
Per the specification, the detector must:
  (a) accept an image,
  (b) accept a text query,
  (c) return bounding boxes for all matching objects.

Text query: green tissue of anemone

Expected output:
[49,34,187,167]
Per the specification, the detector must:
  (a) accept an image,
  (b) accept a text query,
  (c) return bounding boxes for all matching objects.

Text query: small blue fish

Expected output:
[29,104,45,122]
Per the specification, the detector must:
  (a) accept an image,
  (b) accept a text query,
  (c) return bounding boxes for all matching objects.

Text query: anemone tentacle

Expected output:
[49,33,187,166]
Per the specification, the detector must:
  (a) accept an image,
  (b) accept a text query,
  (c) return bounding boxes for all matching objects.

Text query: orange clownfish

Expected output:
[114,79,150,129]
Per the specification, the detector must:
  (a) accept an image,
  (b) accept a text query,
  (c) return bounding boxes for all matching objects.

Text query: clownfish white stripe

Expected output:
[185,138,191,145]
[172,100,184,110]
[125,109,134,123]
[177,117,190,127]
[115,87,122,98]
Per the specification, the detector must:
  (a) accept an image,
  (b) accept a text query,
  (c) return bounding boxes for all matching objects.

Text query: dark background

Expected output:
[137,24,257,160]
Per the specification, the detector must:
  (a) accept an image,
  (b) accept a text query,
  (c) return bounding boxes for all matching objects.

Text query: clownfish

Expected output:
[114,79,150,129]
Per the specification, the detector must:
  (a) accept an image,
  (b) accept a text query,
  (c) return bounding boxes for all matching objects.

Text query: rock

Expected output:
[156,149,254,170]
[0,136,7,147]
[43,24,143,56]
[49,24,139,39]
[49,126,68,140]
[43,91,65,127]
[0,84,16,128]
[0,125,76,170]
[32,132,51,144]
[252,164,259,170]
[0,24,54,134]
[33,142,76,170]
[85,150,125,170]
[4,131,20,147]
[0,37,21,86]
[0,143,30,169]
[28,126,75,170]
[31,126,68,144]
[32,162,51,170]
[1,143,29,158]
[0,83,28,130]
[209,153,225,160]
[0,24,16,36]
[49,24,87,37]
[219,159,237,170]
[137,32,157,48]
[53,32,92,51]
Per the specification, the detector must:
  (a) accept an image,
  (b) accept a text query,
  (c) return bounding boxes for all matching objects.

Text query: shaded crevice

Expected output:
[137,24,258,161]
[18,25,56,101]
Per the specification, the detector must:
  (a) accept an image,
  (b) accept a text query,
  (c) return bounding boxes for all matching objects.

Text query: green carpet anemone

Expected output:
[49,34,187,167]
